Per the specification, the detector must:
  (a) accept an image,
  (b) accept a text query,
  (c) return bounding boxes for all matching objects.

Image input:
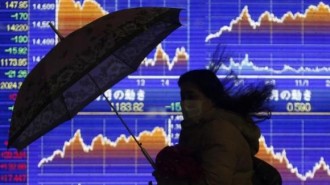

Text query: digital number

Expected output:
[295,79,309,87]
[119,102,132,112]
[1,151,27,159]
[0,174,27,182]
[286,102,311,112]
[32,56,43,63]
[168,102,181,112]
[137,79,145,86]
[32,21,54,29]
[0,58,27,67]
[0,81,23,90]
[161,79,170,86]
[111,102,144,112]
[132,102,144,112]
[0,163,27,171]
[4,47,28,55]
[170,133,180,140]
[32,3,55,10]
[10,12,28,20]
[325,80,330,87]
[8,105,14,111]
[32,38,55,45]
[7,24,28,32]
[11,35,28,44]
[5,1,28,9]
[4,70,28,78]
[265,79,276,85]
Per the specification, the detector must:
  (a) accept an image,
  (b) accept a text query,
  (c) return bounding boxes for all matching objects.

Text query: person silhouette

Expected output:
[154,46,278,185]
[176,69,273,185]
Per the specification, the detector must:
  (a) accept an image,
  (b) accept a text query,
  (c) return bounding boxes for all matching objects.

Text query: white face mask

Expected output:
[181,100,203,122]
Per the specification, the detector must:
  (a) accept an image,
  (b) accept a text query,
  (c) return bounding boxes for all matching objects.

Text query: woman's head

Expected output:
[178,69,274,122]
[178,69,226,104]
[178,70,226,123]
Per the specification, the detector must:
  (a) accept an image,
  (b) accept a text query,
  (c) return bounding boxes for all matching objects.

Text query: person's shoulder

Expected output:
[210,108,242,126]
[204,111,241,137]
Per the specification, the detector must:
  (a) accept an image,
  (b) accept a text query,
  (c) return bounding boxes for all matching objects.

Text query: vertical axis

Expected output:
[135,119,138,173]
[238,0,241,45]
[270,118,273,164]
[301,119,305,179]
[302,53,304,76]
[167,117,172,145]
[301,0,304,45]
[270,53,273,76]
[270,0,273,45]
[27,144,30,185]
[103,118,106,174]
[138,0,144,75]
[163,0,167,76]
[103,0,105,12]
[237,0,242,76]
[55,0,60,44]
[71,119,74,174]
[269,0,273,76]
[27,0,31,73]
[27,145,30,185]
[301,0,305,81]
[187,0,191,71]
[207,0,211,71]
[40,137,43,174]
[27,0,32,182]
[207,0,211,34]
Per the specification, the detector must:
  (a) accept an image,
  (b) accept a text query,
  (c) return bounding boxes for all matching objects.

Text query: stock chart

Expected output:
[1,0,330,184]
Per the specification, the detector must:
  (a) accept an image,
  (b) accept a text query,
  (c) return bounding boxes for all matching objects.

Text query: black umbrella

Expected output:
[8,7,182,168]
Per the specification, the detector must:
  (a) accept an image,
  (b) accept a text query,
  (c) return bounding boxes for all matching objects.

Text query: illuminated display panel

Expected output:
[0,0,330,184]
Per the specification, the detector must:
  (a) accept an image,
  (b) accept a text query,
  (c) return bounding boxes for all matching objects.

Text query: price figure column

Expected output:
[29,0,56,70]
[0,0,28,184]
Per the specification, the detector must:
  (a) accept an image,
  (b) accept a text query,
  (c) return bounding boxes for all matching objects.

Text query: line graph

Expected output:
[37,127,167,168]
[205,1,330,77]
[218,54,330,75]
[57,0,106,37]
[55,0,190,75]
[29,116,171,184]
[137,44,189,75]
[31,115,330,184]
[206,2,330,42]
[19,1,330,185]
[257,136,330,183]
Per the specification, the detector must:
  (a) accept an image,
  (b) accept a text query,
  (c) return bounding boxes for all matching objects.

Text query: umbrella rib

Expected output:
[87,73,156,169]
[112,53,136,71]
[47,24,152,165]
[61,94,72,118]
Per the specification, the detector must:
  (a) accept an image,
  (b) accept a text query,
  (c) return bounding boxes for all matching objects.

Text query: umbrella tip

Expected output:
[6,139,19,151]
[6,140,12,150]
[48,22,65,40]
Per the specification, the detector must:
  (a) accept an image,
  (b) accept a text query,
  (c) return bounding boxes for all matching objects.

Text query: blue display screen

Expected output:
[1,0,330,184]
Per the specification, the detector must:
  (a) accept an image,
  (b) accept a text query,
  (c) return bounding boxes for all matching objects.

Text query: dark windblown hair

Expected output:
[178,45,274,122]
[178,69,274,122]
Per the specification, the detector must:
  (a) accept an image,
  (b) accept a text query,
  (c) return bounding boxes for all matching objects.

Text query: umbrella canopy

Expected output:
[8,7,182,150]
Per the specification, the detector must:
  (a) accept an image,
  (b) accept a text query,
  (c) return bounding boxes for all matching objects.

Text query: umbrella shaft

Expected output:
[49,22,64,40]
[107,99,156,169]
[87,73,156,169]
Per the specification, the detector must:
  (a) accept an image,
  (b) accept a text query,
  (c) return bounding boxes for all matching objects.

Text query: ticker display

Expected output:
[0,0,28,184]
[1,0,330,185]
